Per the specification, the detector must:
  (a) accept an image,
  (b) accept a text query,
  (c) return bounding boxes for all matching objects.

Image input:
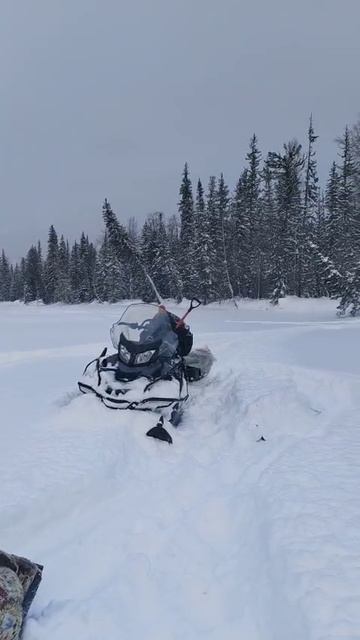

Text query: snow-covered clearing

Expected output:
[1,298,360,640]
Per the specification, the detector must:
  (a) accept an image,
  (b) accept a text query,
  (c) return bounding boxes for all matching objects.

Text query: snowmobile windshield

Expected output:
[110,303,179,366]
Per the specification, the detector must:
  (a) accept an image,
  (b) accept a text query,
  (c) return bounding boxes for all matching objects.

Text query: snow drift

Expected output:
[1,298,359,640]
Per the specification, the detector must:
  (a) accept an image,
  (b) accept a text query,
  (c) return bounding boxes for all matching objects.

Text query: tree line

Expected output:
[1,116,360,314]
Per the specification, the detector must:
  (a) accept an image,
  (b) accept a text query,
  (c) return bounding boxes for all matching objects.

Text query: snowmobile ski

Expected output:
[146,416,173,444]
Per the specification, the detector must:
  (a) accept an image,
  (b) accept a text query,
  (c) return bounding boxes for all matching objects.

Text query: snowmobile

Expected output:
[78,299,214,443]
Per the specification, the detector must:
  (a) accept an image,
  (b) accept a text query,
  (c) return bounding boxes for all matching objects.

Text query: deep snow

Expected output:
[1,298,360,640]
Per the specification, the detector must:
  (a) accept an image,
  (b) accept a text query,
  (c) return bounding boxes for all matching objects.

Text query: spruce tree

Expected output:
[206,175,222,298]
[95,233,110,302]
[310,192,329,297]
[126,218,144,299]
[107,244,126,303]
[230,170,250,297]
[216,173,234,300]
[19,258,26,301]
[258,157,276,298]
[300,116,319,297]
[24,245,43,302]
[268,140,304,303]
[10,263,24,301]
[178,163,197,298]
[334,127,360,311]
[193,179,204,297]
[36,241,45,300]
[77,233,95,302]
[0,250,11,301]
[141,214,161,302]
[337,127,358,270]
[245,135,262,297]
[337,261,360,316]
[70,241,81,303]
[350,118,360,212]
[56,235,72,302]
[43,225,59,303]
[156,213,182,300]
[101,200,131,301]
[167,214,181,263]
[103,199,136,262]
[325,162,341,261]
[324,162,342,295]
[166,215,183,301]
[194,179,216,303]
[196,178,205,213]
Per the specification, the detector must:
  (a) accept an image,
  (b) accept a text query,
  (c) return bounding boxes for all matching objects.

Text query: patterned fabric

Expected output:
[0,551,43,640]
[0,568,23,640]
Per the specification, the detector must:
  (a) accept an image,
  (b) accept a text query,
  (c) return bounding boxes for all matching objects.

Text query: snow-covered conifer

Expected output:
[43,225,59,303]
[178,163,197,298]
[0,250,11,301]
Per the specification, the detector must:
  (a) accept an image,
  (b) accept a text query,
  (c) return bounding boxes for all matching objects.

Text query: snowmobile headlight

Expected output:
[119,344,131,364]
[135,349,155,365]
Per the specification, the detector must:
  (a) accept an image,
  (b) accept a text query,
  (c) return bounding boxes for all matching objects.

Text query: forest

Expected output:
[1,117,360,315]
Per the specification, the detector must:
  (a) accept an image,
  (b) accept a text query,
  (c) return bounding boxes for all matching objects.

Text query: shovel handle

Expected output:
[176,298,202,327]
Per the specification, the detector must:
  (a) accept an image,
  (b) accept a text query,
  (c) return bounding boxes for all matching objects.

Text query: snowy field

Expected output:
[1,298,360,640]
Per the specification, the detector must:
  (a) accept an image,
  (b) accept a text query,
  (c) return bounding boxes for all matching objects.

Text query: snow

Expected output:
[1,297,360,640]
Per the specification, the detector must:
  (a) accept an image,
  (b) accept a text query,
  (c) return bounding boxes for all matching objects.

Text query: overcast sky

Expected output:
[1,0,360,259]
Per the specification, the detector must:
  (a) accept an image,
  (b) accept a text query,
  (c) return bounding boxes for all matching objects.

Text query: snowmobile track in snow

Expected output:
[1,300,360,639]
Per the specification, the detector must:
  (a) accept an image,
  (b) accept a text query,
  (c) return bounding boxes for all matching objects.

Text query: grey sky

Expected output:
[1,0,360,260]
